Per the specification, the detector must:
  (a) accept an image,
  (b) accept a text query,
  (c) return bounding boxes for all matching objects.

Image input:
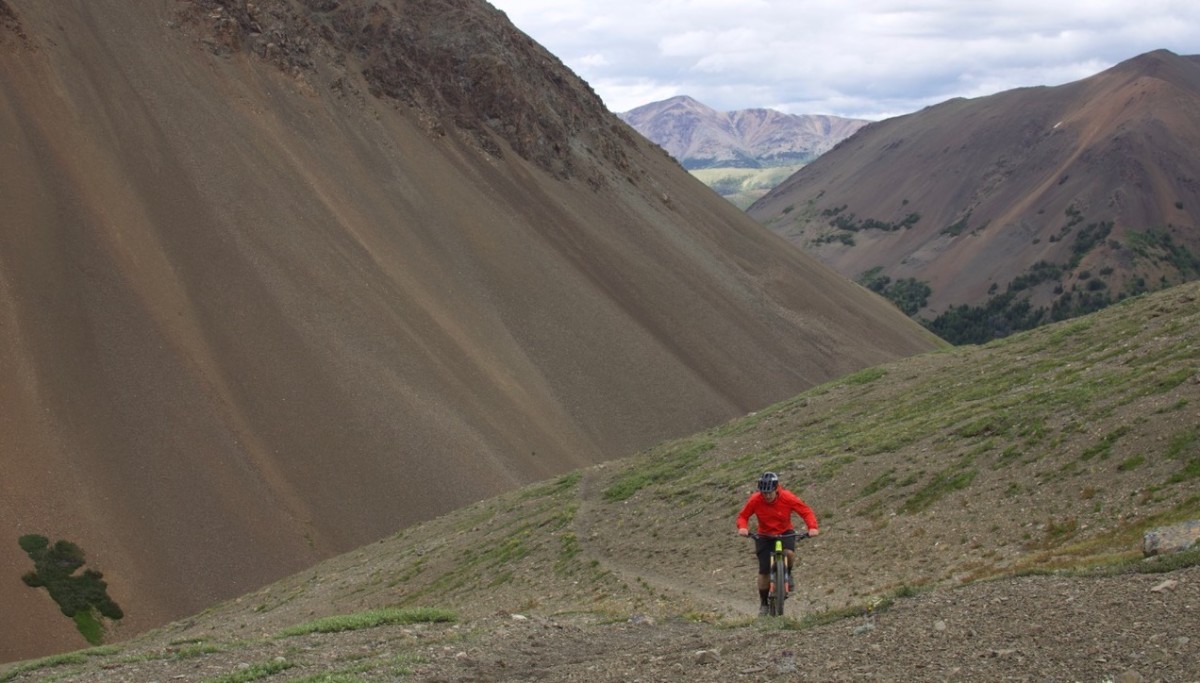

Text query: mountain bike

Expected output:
[747,531,808,617]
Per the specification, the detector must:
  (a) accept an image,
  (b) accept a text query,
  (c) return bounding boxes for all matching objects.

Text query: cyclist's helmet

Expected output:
[757,472,780,493]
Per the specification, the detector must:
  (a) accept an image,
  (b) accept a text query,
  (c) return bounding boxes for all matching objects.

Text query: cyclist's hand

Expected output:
[807,528,820,537]
[737,528,750,537]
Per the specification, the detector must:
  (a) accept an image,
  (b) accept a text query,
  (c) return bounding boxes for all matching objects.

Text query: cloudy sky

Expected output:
[486,0,1200,120]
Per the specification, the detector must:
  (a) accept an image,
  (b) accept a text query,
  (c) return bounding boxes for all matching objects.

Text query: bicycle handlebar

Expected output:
[744,530,809,540]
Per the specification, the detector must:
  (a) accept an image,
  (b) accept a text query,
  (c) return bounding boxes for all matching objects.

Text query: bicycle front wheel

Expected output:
[772,557,788,617]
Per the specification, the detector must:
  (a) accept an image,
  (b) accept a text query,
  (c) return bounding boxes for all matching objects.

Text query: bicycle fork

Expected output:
[768,539,790,615]
[768,541,791,589]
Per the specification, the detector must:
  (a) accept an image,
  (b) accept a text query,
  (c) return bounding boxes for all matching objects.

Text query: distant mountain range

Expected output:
[618,96,867,206]
[749,49,1200,343]
[619,95,868,169]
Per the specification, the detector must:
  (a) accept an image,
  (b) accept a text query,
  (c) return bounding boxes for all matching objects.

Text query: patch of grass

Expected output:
[1031,517,1080,550]
[1152,368,1195,392]
[1131,547,1200,573]
[1166,429,1198,459]
[954,414,1012,439]
[902,466,978,513]
[517,471,581,501]
[860,469,896,497]
[1157,398,1190,413]
[278,607,455,637]
[1117,455,1145,472]
[388,557,426,587]
[0,647,120,683]
[486,536,530,565]
[995,445,1022,468]
[203,659,295,683]
[603,439,715,501]
[1047,319,1094,346]
[1168,458,1200,484]
[766,583,928,631]
[556,532,581,575]
[1080,425,1131,460]
[489,570,515,588]
[73,610,106,646]
[294,674,371,683]
[841,367,888,386]
[1164,429,1200,484]
[170,641,225,659]
[681,610,723,624]
[814,455,856,482]
[293,653,422,682]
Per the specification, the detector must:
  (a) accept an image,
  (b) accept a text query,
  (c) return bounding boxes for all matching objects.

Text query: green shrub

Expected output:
[18,535,124,645]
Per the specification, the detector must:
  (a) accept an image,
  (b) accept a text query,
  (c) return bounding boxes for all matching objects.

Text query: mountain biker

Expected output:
[736,471,819,615]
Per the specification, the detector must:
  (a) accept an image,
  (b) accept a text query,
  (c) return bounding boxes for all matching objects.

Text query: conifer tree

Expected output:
[19,534,124,645]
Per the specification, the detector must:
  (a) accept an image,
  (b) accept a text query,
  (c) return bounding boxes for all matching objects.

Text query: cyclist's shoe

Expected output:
[786,572,793,595]
[758,604,770,617]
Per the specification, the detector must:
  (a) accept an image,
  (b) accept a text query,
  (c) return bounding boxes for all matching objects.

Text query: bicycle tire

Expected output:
[772,553,788,617]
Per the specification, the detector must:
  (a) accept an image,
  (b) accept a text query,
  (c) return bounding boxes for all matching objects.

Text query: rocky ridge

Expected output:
[177,0,635,182]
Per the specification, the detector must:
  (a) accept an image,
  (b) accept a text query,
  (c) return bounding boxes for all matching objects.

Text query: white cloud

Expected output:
[578,53,610,68]
[487,0,1200,119]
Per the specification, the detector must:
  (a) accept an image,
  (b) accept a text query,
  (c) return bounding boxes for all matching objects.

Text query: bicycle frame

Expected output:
[748,531,808,617]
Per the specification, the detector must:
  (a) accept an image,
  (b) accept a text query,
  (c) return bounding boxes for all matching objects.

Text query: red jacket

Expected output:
[737,488,818,536]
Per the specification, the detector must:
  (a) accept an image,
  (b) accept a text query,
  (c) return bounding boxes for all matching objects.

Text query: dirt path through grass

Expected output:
[572,467,751,618]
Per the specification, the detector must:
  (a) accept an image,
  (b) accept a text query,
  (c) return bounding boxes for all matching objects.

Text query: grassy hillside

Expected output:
[692,166,803,209]
[6,282,1199,681]
[310,280,1198,622]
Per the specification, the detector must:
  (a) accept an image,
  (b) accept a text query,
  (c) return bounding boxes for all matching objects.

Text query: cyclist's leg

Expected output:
[754,538,772,608]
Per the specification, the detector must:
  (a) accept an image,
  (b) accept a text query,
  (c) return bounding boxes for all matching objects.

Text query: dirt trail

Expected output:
[573,467,751,618]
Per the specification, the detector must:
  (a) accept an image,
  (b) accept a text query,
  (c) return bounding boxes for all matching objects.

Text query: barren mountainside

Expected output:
[750,50,1200,341]
[620,95,868,169]
[0,0,939,663]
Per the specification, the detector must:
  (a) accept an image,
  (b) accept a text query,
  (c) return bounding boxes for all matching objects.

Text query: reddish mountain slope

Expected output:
[750,50,1200,334]
[0,0,940,662]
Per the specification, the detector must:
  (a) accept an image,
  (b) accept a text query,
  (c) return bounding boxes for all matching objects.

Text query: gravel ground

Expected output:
[6,565,1196,682]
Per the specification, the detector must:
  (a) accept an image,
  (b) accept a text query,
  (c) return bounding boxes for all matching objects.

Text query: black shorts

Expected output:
[754,533,797,575]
